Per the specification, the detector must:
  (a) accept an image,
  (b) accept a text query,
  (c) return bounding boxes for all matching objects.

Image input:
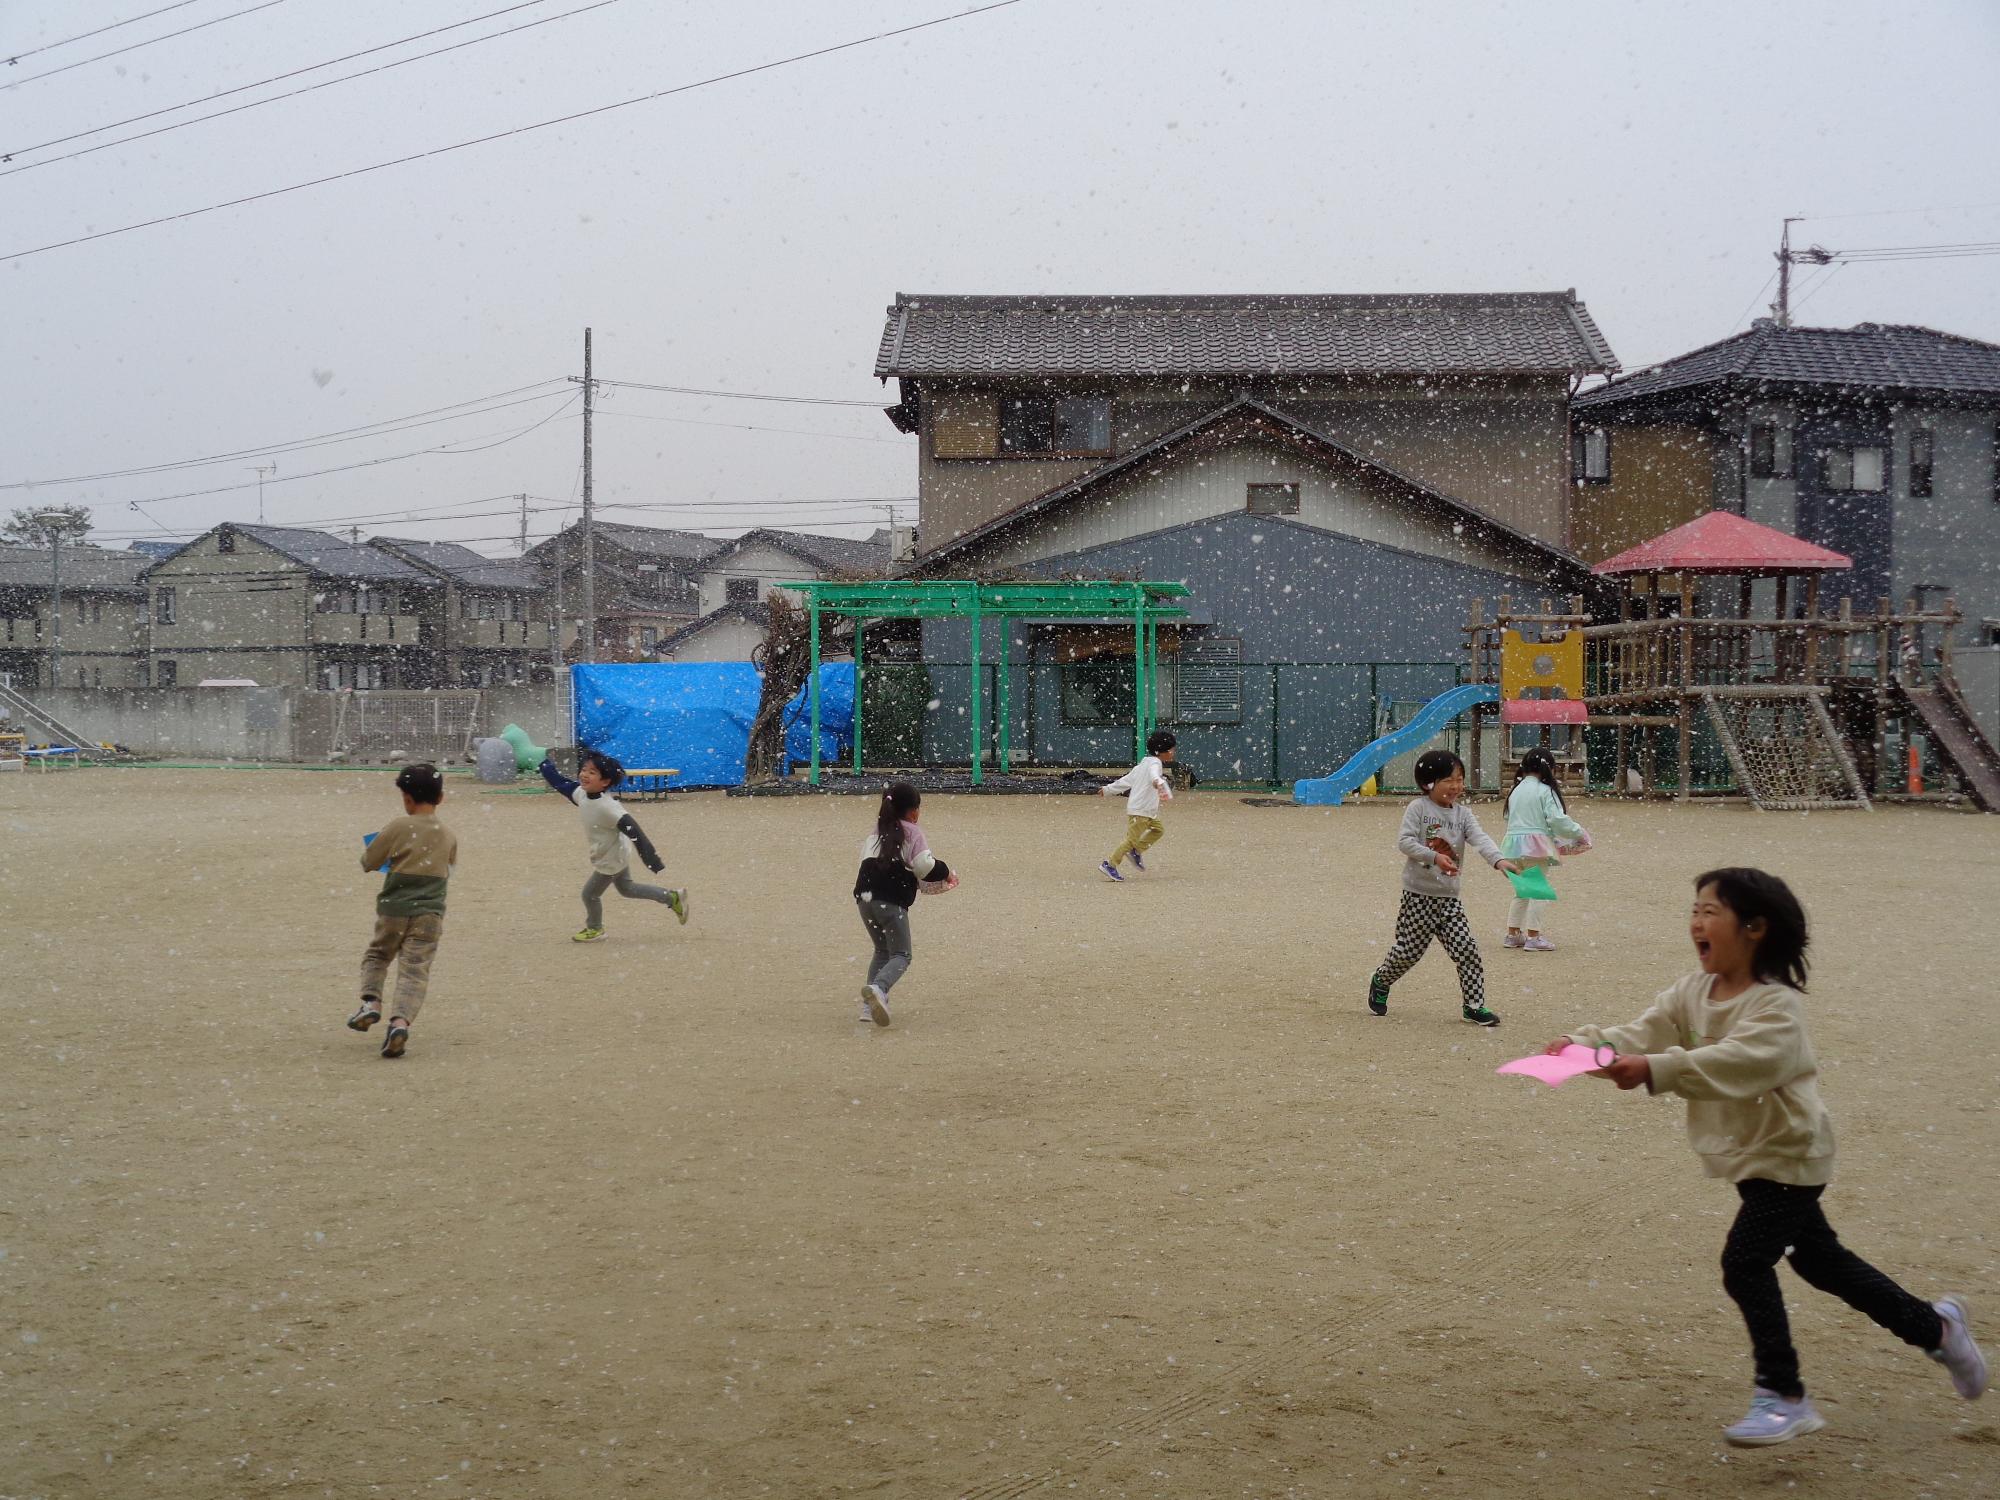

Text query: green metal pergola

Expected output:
[782,578,1192,786]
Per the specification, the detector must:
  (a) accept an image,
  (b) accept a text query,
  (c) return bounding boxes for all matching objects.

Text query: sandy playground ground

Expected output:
[3,769,1997,1500]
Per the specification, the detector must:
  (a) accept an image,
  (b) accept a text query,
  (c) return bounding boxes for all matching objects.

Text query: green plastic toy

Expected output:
[499,723,548,772]
[1505,864,1558,902]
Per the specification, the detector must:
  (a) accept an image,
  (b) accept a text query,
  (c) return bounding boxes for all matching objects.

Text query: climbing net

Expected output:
[1699,689,1871,811]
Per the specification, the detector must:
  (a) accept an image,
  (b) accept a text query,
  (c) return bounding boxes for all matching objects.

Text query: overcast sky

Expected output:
[6,0,1998,557]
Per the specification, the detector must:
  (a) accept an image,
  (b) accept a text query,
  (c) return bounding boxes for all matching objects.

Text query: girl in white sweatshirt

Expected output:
[1551,867,1986,1447]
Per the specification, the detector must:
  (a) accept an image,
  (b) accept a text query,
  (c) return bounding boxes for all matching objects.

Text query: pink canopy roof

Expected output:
[1593,511,1852,577]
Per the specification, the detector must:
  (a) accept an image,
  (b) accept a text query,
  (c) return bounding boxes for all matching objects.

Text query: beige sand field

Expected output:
[3,769,1996,1500]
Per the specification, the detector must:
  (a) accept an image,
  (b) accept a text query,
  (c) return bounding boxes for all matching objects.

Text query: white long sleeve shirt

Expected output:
[1103,755,1172,817]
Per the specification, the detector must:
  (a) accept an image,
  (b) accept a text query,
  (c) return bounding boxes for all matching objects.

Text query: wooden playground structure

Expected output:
[1465,512,2000,811]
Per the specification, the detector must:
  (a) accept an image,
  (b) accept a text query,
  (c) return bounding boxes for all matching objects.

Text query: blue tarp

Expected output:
[570,662,853,788]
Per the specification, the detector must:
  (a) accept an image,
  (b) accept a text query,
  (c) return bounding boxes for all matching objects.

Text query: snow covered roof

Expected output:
[876,292,1620,380]
[1593,511,1853,576]
[1576,322,2000,408]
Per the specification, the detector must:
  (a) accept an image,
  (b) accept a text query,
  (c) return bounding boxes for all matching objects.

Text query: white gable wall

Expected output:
[697,544,817,615]
[966,430,1529,578]
[658,614,769,663]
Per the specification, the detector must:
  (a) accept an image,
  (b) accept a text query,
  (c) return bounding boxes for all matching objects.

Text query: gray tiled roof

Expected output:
[126,540,188,561]
[1576,321,2000,408]
[705,527,892,577]
[0,544,150,592]
[876,292,1619,379]
[233,525,434,583]
[590,522,722,562]
[656,600,768,653]
[371,537,542,591]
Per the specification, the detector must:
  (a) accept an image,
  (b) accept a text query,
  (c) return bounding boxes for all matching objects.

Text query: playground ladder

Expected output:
[0,681,131,761]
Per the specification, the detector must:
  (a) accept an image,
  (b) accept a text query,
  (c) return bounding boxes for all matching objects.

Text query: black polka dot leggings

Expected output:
[1721,1178,1944,1399]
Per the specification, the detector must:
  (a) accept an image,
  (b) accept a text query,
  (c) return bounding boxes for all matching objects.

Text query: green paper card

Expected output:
[1506,865,1558,902]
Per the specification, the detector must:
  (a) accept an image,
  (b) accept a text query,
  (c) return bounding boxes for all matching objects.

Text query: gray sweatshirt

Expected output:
[1396,796,1503,897]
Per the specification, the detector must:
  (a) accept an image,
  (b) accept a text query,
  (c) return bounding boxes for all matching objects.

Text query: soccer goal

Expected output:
[329,690,483,765]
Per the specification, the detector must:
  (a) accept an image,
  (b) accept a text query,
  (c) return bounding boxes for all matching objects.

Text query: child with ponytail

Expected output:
[851,781,956,1026]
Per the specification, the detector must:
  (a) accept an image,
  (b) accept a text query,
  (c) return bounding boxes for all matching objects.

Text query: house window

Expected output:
[219,530,236,554]
[929,392,1002,459]
[155,587,177,624]
[136,662,149,688]
[1246,483,1300,516]
[156,659,177,687]
[1061,658,1136,725]
[1572,427,1611,483]
[639,626,658,651]
[1748,422,1794,479]
[998,395,1112,456]
[1909,426,1934,498]
[318,588,356,614]
[356,662,386,689]
[1822,446,1886,493]
[725,577,760,604]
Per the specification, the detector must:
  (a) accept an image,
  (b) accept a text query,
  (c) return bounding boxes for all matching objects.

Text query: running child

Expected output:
[852,780,955,1026]
[538,749,688,942]
[1548,867,1986,1446]
[1098,729,1176,881]
[1366,748,1518,1026]
[348,762,457,1059]
[1501,746,1591,951]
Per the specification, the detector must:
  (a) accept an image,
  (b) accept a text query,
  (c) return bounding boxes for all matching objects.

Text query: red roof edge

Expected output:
[1592,511,1852,576]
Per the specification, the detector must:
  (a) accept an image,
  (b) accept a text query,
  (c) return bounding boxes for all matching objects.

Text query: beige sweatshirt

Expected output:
[1567,973,1834,1186]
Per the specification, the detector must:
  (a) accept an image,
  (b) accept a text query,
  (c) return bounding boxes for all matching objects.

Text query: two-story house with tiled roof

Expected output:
[526,520,719,661]
[0,544,150,690]
[368,538,555,686]
[872,291,1619,776]
[654,527,897,662]
[143,524,443,688]
[1571,320,2000,640]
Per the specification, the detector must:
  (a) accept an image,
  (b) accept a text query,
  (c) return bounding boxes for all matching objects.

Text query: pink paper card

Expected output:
[1495,1043,1614,1087]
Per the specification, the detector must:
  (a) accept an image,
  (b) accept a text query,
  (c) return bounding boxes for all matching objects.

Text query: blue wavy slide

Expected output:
[1292,683,1500,805]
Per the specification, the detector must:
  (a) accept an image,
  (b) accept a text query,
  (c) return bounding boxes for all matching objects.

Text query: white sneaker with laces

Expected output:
[861,983,891,1027]
[1723,1389,1826,1447]
[1523,935,1557,952]
[1933,1296,1989,1399]
[1502,932,1525,949]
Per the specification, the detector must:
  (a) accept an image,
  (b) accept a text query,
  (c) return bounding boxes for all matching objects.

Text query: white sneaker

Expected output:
[1502,932,1525,949]
[1933,1296,1989,1399]
[1523,936,1557,952]
[861,983,891,1027]
[1723,1389,1827,1447]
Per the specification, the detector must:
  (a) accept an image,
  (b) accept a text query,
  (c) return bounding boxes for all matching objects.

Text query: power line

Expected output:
[3,0,622,176]
[4,0,206,66]
[1832,240,2000,263]
[44,394,581,509]
[2,0,290,89]
[1788,263,1845,317]
[0,379,569,489]
[2,0,1025,260]
[594,377,883,407]
[1795,201,2000,225]
[597,410,908,445]
[1727,267,1779,337]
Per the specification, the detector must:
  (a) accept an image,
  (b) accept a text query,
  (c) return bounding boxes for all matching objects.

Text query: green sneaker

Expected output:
[572,927,607,944]
[668,888,690,926]
[1366,975,1390,1016]
[1462,1005,1502,1027]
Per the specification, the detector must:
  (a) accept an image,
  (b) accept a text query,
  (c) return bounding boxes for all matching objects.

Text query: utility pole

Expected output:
[1772,218,1833,328]
[250,463,277,523]
[580,332,592,668]
[30,510,67,691]
[517,493,530,556]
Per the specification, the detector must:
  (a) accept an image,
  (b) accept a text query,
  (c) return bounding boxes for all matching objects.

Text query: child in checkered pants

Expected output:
[1366,749,1519,1026]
